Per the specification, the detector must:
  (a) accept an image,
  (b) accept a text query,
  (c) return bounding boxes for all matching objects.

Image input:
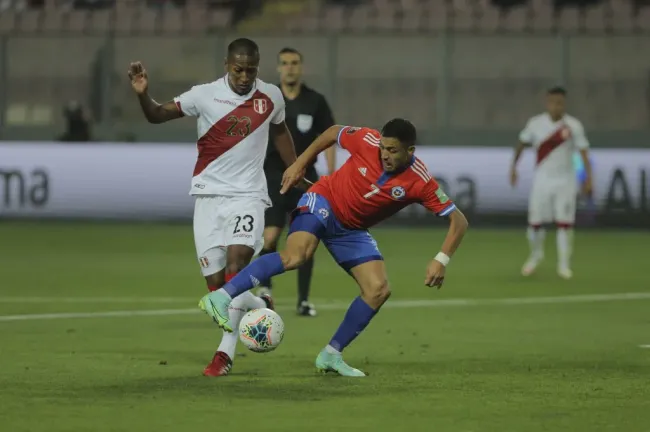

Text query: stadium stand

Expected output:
[0,0,649,34]
[0,0,649,137]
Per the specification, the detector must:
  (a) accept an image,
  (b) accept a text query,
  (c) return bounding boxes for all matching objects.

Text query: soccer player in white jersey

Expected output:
[128,38,301,376]
[510,86,593,279]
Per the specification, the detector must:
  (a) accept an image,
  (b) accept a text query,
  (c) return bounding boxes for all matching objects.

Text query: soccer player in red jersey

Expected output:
[199,118,469,376]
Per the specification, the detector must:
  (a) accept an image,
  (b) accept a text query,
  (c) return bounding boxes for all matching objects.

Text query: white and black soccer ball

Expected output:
[238,308,285,353]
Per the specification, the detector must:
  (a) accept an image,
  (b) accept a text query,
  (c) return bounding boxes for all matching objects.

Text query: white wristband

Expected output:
[434,252,450,267]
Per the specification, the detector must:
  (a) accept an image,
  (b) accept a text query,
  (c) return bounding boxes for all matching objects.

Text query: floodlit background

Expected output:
[0,1,649,431]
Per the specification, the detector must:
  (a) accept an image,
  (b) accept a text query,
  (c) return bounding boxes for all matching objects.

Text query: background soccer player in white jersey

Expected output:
[510,86,593,280]
[128,38,300,377]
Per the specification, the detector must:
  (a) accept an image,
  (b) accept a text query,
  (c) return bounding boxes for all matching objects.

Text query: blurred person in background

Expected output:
[510,86,593,280]
[257,47,336,317]
[58,101,92,142]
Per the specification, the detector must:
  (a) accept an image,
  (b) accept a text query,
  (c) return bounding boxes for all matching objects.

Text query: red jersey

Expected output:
[309,126,457,229]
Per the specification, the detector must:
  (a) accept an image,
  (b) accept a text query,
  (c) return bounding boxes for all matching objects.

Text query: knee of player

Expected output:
[279,250,308,271]
[226,261,248,276]
[366,280,391,304]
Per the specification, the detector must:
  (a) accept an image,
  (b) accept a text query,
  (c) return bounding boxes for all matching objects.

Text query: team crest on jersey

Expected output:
[435,188,450,203]
[253,99,268,114]
[391,186,406,200]
[318,208,329,219]
[297,114,313,133]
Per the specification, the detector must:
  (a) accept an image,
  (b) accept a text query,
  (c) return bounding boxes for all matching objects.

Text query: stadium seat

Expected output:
[161,7,183,33]
[584,1,607,31]
[206,7,232,30]
[424,1,448,30]
[558,6,581,31]
[0,9,17,33]
[500,2,528,31]
[529,0,555,31]
[186,1,208,33]
[15,9,41,33]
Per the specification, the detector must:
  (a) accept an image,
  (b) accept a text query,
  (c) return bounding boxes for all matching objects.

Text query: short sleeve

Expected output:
[519,118,534,144]
[271,96,286,125]
[419,179,457,217]
[571,119,590,150]
[173,86,201,117]
[337,126,379,154]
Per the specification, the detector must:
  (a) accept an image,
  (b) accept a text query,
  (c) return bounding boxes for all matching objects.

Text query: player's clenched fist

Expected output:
[280,162,306,195]
[128,61,148,94]
[424,259,446,289]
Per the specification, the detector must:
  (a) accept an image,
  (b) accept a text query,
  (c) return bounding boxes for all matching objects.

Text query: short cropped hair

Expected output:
[381,118,417,148]
[547,86,567,96]
[227,38,259,58]
[277,47,303,62]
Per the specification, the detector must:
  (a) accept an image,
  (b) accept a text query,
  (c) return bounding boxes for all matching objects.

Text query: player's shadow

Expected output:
[88,372,406,402]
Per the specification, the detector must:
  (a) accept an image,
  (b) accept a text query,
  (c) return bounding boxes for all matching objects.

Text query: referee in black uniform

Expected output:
[257,47,336,317]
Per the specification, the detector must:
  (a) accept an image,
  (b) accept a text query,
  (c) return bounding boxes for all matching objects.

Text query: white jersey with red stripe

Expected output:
[173,75,285,201]
[519,113,589,184]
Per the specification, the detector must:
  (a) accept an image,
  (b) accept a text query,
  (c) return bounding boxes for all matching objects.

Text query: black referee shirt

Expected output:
[265,83,335,174]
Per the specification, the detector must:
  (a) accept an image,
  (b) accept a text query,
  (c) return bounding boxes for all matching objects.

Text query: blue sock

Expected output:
[328,297,378,352]
[222,253,286,298]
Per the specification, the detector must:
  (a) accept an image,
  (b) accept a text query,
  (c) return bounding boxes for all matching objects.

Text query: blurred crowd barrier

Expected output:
[1,142,647,227]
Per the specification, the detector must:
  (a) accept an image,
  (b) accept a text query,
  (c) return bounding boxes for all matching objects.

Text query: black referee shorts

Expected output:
[264,167,319,229]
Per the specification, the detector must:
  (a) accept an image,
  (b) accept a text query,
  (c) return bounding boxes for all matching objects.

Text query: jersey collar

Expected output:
[222,75,257,99]
[376,155,416,186]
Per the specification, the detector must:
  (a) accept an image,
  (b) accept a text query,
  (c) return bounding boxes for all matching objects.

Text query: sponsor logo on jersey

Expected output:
[358,167,367,176]
[296,114,313,133]
[253,99,268,114]
[214,98,238,106]
[435,187,450,203]
[391,186,406,199]
[346,126,361,134]
[199,256,210,268]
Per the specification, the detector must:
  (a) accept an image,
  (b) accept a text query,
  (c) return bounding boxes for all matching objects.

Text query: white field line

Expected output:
[0,292,649,322]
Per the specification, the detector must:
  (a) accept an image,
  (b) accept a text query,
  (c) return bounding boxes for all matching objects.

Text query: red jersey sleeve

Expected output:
[336,126,381,154]
[419,178,457,217]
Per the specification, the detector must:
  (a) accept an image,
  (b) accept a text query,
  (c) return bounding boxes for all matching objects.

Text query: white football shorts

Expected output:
[193,195,267,276]
[528,178,578,225]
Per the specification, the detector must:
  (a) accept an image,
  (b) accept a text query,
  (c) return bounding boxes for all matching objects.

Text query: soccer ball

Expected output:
[238,308,285,353]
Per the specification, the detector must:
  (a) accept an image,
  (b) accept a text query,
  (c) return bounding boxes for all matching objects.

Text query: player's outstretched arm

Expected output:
[128,61,182,124]
[424,209,469,289]
[280,125,343,194]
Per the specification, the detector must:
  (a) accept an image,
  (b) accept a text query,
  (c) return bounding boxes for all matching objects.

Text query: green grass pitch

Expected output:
[1,221,649,431]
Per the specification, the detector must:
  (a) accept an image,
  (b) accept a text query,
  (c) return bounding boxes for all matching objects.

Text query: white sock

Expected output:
[215,292,265,360]
[216,288,232,300]
[240,291,265,310]
[325,344,340,355]
[557,228,573,268]
[527,227,546,260]
[216,292,249,359]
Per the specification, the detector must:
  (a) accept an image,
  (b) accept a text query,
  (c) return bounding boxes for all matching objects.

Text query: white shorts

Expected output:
[528,180,578,225]
[193,195,267,276]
